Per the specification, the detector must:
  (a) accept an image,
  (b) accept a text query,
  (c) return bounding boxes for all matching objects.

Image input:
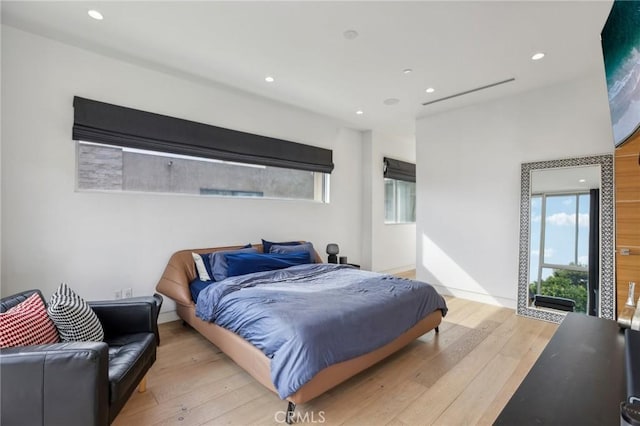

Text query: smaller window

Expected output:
[383,157,416,224]
[384,178,416,223]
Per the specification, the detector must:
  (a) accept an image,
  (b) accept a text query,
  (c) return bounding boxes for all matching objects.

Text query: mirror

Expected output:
[517,155,614,323]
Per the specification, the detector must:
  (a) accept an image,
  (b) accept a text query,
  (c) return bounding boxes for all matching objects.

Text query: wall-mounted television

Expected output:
[601,0,640,147]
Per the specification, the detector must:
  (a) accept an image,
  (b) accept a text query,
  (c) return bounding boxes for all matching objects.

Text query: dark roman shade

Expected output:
[383,157,415,182]
[72,96,334,174]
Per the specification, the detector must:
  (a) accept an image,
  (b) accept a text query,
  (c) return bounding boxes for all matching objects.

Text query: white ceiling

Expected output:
[1,1,614,140]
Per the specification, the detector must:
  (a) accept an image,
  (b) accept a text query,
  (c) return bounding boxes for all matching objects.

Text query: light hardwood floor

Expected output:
[113,297,557,426]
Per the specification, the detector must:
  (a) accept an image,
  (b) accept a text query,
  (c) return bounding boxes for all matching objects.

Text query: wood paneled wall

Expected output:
[615,132,640,318]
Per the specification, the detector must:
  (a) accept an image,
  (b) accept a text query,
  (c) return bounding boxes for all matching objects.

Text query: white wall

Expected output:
[416,73,614,308]
[1,26,366,319]
[361,130,416,272]
[360,132,373,270]
[0,20,3,291]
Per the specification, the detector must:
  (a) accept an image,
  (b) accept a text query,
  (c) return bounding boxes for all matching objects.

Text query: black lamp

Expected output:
[326,243,339,264]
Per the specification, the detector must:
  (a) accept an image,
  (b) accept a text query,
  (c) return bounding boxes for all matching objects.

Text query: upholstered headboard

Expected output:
[155,244,323,307]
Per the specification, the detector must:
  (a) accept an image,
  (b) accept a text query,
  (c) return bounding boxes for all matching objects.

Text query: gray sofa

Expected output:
[0,289,162,426]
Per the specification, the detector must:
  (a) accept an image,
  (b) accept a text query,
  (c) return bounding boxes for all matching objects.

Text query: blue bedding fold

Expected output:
[195,263,447,399]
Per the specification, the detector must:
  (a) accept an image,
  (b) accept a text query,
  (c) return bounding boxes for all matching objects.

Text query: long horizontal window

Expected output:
[77,141,329,202]
[72,97,334,174]
[72,97,333,202]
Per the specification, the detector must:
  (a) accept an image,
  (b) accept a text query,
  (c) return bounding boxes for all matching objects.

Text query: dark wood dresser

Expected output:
[495,313,626,425]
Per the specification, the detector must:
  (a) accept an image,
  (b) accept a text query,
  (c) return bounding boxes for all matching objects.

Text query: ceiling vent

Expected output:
[422,78,515,106]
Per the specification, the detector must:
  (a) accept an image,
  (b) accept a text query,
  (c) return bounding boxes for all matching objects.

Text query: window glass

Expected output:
[530,267,588,313]
[529,196,542,283]
[543,195,578,266]
[77,141,329,202]
[577,194,591,267]
[396,180,416,223]
[529,192,591,313]
[384,178,415,224]
[384,179,396,222]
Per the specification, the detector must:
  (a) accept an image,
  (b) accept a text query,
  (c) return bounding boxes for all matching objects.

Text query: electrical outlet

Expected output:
[124,288,133,298]
[114,289,122,299]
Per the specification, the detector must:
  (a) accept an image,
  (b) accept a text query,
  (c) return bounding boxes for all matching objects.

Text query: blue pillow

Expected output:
[208,246,258,281]
[189,278,213,302]
[225,252,311,278]
[197,244,254,281]
[270,242,316,263]
[198,253,216,281]
[261,239,301,254]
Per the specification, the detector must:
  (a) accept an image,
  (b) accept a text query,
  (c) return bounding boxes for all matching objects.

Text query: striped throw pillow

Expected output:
[47,283,104,342]
[0,293,60,348]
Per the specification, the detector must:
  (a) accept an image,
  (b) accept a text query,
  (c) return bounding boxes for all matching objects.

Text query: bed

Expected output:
[155,243,447,420]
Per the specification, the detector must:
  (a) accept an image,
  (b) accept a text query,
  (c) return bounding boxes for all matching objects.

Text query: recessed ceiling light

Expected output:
[383,98,400,106]
[356,110,364,115]
[343,30,359,40]
[531,52,545,61]
[425,87,435,93]
[265,76,275,83]
[403,68,413,74]
[579,178,586,183]
[88,10,103,20]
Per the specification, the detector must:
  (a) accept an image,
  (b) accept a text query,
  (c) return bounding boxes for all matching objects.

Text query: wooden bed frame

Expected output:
[155,245,443,418]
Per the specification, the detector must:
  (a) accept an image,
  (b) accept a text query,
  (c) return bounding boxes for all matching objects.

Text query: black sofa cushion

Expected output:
[106,333,155,405]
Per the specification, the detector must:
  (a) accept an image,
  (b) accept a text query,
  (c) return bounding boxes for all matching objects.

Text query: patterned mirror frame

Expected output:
[517,154,615,323]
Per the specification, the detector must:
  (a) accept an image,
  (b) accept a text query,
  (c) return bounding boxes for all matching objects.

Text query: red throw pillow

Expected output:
[0,293,60,348]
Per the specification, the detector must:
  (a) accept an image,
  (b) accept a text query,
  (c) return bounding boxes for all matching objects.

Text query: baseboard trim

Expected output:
[379,265,416,275]
[431,284,516,309]
[158,310,180,324]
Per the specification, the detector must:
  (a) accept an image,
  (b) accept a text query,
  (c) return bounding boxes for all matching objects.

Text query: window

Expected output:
[529,192,591,313]
[77,142,329,202]
[72,97,333,202]
[384,178,416,223]
[383,157,416,224]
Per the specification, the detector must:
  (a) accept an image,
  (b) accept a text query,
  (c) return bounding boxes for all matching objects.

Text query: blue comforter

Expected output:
[195,263,447,399]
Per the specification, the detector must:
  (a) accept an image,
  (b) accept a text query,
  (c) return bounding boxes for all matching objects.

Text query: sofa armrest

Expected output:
[89,295,162,343]
[0,342,109,426]
[0,289,43,312]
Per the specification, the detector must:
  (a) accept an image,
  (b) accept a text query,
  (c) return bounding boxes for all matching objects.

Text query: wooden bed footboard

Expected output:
[176,303,442,405]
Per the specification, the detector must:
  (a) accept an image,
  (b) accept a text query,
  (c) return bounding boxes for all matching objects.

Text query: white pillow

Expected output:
[192,252,212,281]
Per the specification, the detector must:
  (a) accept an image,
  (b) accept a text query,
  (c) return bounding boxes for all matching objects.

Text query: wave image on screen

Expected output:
[601,0,640,147]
